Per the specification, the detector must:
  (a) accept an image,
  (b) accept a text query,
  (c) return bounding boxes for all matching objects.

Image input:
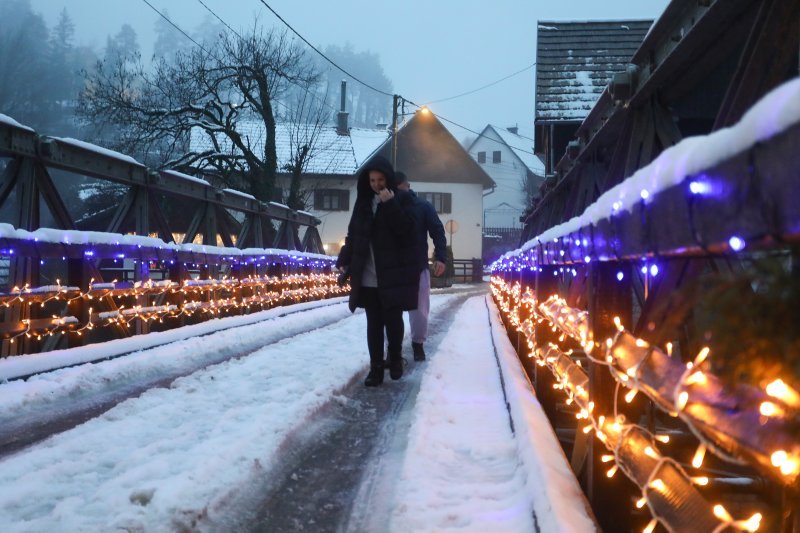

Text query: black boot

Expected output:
[412,342,426,361]
[388,352,404,380]
[365,364,384,387]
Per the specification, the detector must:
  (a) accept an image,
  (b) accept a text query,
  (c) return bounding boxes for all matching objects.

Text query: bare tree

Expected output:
[78,26,319,203]
[280,86,333,210]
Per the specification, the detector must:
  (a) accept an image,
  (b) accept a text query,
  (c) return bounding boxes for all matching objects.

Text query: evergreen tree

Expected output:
[153,9,191,60]
[318,43,392,128]
[105,24,140,64]
[0,0,51,129]
[47,9,78,103]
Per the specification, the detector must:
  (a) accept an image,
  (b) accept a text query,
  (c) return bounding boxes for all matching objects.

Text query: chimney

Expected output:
[506,125,519,135]
[336,80,349,135]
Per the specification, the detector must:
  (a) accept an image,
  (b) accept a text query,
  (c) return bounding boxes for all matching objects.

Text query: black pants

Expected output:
[360,287,404,367]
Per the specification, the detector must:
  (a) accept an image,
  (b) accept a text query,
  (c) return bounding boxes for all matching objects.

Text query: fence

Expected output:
[491,1,800,530]
[0,116,340,359]
[491,85,800,532]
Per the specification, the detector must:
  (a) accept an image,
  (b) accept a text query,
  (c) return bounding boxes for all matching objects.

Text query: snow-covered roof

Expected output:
[535,20,652,122]
[349,126,391,168]
[488,126,545,175]
[190,122,389,176]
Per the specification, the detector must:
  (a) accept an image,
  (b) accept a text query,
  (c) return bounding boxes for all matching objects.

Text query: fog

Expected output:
[18,0,670,142]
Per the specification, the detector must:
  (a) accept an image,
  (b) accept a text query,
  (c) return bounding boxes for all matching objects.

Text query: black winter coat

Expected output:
[336,156,420,313]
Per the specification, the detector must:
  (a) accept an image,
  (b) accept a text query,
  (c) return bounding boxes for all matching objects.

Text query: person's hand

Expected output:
[432,260,446,277]
[377,188,394,203]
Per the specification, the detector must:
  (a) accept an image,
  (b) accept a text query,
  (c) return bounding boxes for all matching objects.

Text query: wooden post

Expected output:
[168,261,188,328]
[66,258,89,349]
[586,260,634,532]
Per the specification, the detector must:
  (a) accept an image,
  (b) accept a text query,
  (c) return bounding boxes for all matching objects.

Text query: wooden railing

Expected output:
[493,0,800,527]
[0,116,340,359]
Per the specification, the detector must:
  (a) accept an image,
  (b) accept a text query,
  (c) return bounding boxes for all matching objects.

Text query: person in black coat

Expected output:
[336,156,419,386]
[395,172,447,362]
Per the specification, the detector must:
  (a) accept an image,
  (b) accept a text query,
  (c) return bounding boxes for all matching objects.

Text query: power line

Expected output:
[195,0,241,38]
[403,96,539,158]
[250,0,539,152]
[254,0,395,97]
[140,0,213,56]
[156,0,536,161]
[423,61,536,105]
[191,0,336,116]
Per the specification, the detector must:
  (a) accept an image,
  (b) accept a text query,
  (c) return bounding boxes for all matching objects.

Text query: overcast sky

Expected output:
[28,0,671,143]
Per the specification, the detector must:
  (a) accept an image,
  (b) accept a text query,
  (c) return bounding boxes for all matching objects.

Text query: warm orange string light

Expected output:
[2,273,346,344]
[490,276,769,532]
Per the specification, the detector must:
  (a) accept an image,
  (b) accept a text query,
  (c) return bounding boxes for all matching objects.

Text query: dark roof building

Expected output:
[367,110,495,190]
[534,20,652,174]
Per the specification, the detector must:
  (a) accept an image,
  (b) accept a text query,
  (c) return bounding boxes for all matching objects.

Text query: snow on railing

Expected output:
[493,78,800,272]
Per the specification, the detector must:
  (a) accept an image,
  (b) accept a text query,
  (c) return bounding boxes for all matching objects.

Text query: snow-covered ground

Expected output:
[0,290,593,532]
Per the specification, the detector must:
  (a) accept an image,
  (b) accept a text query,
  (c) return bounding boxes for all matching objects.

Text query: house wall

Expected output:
[290,177,484,262]
[469,130,527,229]
[411,181,484,262]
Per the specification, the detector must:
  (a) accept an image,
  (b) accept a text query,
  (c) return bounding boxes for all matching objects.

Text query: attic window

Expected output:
[477,151,486,164]
[492,151,501,164]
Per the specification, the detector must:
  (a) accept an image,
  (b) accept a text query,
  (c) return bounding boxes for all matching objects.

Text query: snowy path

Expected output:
[250,291,475,532]
[0,286,594,532]
[386,296,532,532]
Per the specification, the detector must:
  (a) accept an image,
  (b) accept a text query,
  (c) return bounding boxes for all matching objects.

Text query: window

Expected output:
[477,151,486,164]
[492,151,501,164]
[314,189,350,211]
[271,187,284,202]
[419,192,452,214]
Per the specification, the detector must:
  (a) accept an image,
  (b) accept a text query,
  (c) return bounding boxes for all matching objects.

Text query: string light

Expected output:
[691,444,707,469]
[713,504,734,522]
[1,272,346,348]
[490,276,780,532]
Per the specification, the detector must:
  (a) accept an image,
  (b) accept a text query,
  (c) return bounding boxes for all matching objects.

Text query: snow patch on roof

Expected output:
[190,122,389,176]
[491,126,545,175]
[349,127,390,168]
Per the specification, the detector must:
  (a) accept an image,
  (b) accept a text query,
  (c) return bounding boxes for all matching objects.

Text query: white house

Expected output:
[190,108,493,263]
[468,125,545,231]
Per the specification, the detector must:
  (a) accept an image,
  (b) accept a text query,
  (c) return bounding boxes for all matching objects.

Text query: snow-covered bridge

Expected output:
[0,288,593,532]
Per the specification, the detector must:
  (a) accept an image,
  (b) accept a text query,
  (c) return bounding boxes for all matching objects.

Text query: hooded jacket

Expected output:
[336,156,419,312]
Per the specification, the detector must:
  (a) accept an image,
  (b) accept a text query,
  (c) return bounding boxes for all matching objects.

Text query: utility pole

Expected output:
[391,94,399,168]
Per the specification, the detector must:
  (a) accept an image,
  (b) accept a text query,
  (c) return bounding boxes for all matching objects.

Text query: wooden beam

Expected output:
[0,157,21,208]
[35,164,76,230]
[106,186,137,234]
[713,0,800,129]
